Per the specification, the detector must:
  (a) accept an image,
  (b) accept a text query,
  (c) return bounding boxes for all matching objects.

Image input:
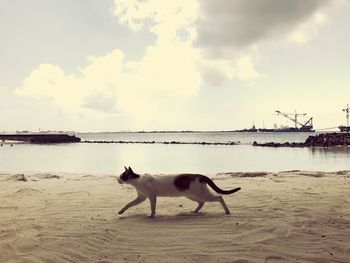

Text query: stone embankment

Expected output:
[0,134,81,144]
[82,140,238,146]
[253,132,350,148]
[29,134,81,143]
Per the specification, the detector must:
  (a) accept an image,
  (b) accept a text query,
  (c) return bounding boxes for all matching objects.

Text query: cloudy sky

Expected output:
[1,0,350,132]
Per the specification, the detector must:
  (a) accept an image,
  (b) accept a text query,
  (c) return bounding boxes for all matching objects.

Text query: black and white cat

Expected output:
[117,167,241,217]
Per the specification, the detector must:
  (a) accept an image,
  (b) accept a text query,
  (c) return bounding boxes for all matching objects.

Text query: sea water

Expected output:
[0,132,349,174]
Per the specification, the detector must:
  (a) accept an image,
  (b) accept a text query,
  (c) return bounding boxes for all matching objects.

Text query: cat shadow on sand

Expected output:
[117,211,231,224]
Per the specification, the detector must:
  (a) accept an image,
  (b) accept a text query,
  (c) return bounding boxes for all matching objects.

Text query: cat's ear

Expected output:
[124,166,128,171]
[128,166,134,173]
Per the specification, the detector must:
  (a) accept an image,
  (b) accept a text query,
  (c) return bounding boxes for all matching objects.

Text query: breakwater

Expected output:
[0,133,81,144]
[253,132,350,147]
[82,140,238,146]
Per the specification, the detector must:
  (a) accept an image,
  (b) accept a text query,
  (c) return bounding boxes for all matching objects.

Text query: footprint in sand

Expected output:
[7,174,28,182]
[58,191,90,196]
[0,206,18,212]
[33,174,61,180]
[14,227,41,254]
[265,255,288,262]
[8,187,43,197]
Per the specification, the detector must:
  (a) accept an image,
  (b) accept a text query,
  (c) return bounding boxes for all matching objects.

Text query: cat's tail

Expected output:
[200,176,241,195]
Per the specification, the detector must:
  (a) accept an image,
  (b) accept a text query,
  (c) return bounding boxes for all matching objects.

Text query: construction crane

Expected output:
[343,104,349,127]
[339,104,350,132]
[275,110,313,130]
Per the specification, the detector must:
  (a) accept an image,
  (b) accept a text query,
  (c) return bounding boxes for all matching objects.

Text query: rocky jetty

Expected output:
[82,140,238,146]
[0,133,81,144]
[253,132,350,148]
[252,141,305,148]
[29,134,81,143]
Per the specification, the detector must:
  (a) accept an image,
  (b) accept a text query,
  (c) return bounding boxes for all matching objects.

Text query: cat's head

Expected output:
[118,166,140,184]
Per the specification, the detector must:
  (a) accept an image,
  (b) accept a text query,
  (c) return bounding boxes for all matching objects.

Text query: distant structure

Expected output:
[274,110,314,132]
[235,110,314,132]
[339,104,350,132]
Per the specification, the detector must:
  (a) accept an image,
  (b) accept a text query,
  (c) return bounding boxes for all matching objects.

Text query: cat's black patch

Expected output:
[121,172,129,181]
[199,176,207,184]
[130,173,140,179]
[174,174,202,191]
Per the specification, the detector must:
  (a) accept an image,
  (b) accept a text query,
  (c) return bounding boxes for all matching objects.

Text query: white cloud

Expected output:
[114,0,198,41]
[15,0,342,129]
[17,47,200,123]
[235,55,261,81]
[16,50,125,116]
[288,12,328,44]
[16,0,203,128]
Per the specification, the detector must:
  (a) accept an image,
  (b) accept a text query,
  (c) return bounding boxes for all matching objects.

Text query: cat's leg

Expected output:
[118,193,147,215]
[203,185,231,214]
[193,201,205,213]
[217,196,230,215]
[148,194,157,218]
[201,189,231,214]
[186,197,205,213]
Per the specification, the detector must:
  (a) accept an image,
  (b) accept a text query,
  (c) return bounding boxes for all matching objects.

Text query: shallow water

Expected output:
[0,132,349,174]
[78,131,314,144]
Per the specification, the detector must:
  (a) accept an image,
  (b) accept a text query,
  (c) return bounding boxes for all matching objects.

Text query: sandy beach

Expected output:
[1,171,349,263]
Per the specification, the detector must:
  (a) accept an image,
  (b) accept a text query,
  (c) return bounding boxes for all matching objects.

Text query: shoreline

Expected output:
[1,171,349,262]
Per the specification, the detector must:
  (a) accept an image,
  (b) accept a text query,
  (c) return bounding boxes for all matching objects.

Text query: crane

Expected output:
[339,104,350,132]
[275,110,313,130]
[343,104,349,127]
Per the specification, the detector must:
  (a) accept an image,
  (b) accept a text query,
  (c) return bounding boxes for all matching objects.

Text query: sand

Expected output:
[0,171,350,263]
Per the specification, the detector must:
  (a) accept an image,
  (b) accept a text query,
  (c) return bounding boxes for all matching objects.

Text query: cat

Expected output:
[117,167,241,217]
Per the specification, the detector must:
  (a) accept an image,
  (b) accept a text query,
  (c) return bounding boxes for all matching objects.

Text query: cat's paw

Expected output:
[118,209,125,215]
